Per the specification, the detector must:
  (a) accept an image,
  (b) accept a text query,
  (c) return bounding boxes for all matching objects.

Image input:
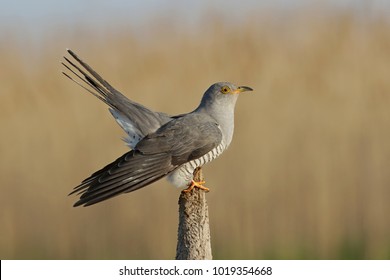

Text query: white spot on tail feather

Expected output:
[109,109,142,149]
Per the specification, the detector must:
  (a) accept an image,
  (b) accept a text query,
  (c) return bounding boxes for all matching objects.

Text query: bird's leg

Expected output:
[182,167,210,193]
[182,180,209,193]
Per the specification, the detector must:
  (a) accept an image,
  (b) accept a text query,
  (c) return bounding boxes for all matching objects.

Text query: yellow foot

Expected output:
[182,180,210,193]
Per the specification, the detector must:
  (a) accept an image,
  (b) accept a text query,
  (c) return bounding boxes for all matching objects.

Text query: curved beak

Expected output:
[233,86,253,94]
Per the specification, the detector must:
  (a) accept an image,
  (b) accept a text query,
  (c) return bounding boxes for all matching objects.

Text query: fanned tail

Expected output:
[61,49,172,142]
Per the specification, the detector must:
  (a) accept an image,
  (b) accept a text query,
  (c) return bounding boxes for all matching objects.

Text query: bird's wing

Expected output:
[135,113,223,164]
[70,113,222,206]
[62,49,172,148]
[70,150,174,207]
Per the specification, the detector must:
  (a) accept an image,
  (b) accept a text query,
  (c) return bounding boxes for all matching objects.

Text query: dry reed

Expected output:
[1,12,390,259]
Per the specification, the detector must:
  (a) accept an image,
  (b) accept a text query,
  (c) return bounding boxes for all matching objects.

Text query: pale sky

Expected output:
[1,0,388,34]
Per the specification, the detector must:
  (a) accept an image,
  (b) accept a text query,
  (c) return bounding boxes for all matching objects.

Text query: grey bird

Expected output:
[62,49,252,207]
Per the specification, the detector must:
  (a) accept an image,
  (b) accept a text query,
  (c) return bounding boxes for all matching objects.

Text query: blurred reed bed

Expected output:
[1,12,390,259]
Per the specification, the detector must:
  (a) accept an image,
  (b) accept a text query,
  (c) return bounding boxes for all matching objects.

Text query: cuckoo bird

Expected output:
[62,49,252,206]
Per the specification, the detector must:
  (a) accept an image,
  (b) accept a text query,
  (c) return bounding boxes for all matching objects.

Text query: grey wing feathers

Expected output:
[136,114,223,165]
[62,49,172,139]
[70,150,174,207]
[70,114,223,207]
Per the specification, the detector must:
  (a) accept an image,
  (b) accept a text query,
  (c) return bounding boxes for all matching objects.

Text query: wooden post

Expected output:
[175,167,212,260]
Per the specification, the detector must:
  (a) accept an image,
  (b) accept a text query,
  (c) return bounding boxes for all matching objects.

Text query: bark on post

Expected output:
[175,167,212,260]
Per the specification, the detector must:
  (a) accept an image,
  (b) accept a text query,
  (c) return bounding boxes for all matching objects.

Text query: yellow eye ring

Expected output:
[221,86,230,94]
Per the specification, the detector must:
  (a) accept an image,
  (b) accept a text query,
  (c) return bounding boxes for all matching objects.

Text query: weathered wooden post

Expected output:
[175,167,212,260]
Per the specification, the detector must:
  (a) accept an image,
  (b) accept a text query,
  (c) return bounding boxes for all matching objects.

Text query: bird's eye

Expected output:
[221,86,230,94]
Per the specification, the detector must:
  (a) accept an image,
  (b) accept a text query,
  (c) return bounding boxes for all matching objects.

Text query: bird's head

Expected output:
[198,82,253,111]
